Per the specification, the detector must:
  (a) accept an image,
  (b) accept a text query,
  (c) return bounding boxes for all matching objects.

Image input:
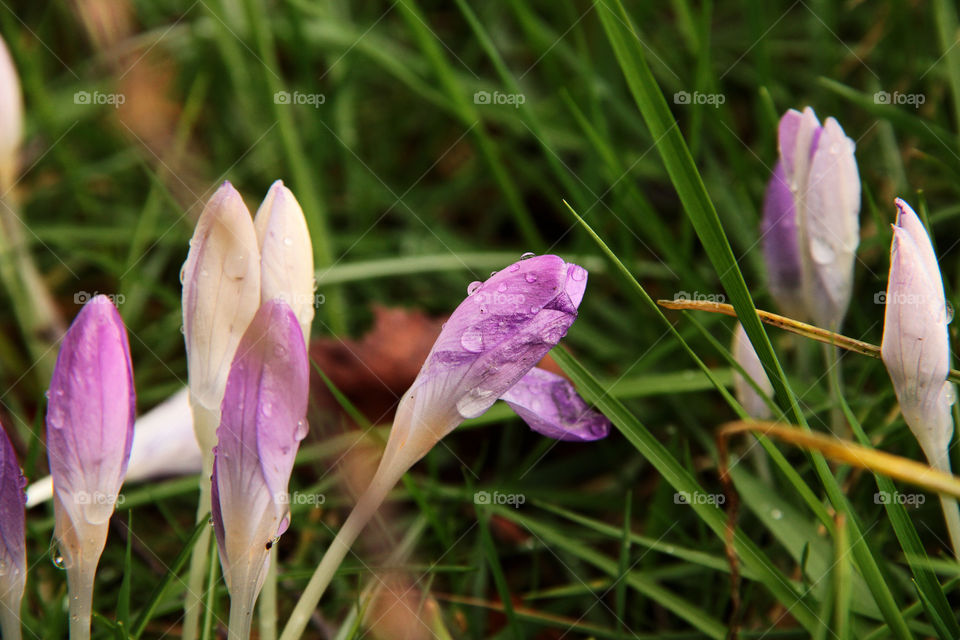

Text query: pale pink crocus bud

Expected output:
[181,182,261,454]
[0,34,22,189]
[253,180,314,340]
[0,423,25,640]
[46,295,135,640]
[731,323,773,420]
[763,107,860,328]
[881,199,953,466]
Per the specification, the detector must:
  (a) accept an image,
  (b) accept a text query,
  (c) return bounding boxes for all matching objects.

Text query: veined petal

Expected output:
[731,323,774,420]
[778,107,820,193]
[254,180,315,341]
[211,300,309,595]
[881,212,952,460]
[380,256,588,483]
[802,116,860,329]
[0,424,25,606]
[499,367,610,441]
[761,162,804,317]
[895,198,943,305]
[47,295,135,528]
[181,182,261,412]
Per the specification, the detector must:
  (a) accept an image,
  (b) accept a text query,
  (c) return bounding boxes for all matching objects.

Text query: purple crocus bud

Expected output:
[500,367,610,441]
[731,323,773,420]
[377,255,593,491]
[47,295,135,640]
[211,300,309,639]
[763,107,860,328]
[0,424,25,640]
[881,199,953,467]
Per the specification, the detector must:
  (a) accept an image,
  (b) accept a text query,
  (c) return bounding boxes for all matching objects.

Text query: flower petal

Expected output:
[500,367,610,441]
[46,295,135,527]
[761,162,804,317]
[731,323,774,420]
[0,423,25,605]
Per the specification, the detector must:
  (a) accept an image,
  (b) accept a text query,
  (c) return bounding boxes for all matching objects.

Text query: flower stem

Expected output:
[183,404,218,640]
[258,547,278,640]
[0,591,23,640]
[64,526,108,640]
[930,453,960,559]
[278,468,394,640]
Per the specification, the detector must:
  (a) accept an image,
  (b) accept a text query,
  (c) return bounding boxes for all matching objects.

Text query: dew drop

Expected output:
[208,516,215,526]
[261,402,273,417]
[809,237,835,265]
[179,324,186,335]
[456,388,495,419]
[294,419,309,440]
[947,302,955,325]
[944,383,957,408]
[829,142,841,154]
[509,263,521,272]
[520,252,536,260]
[460,325,484,353]
[524,273,538,284]
[467,281,483,296]
[490,270,498,277]
[283,236,293,247]
[200,268,209,278]
[52,553,67,570]
[497,283,508,293]
[47,408,65,430]
[529,305,541,314]
[570,265,586,281]
[179,264,188,284]
[274,343,287,357]
[43,389,50,400]
[770,509,783,520]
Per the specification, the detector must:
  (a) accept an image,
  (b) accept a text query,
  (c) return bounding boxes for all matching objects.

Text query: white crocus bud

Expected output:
[0,34,22,189]
[731,323,773,420]
[253,180,314,340]
[181,182,261,454]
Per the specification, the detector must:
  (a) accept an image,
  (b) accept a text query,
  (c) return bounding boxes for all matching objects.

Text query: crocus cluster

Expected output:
[47,295,135,640]
[281,254,610,640]
[0,423,25,640]
[762,107,860,329]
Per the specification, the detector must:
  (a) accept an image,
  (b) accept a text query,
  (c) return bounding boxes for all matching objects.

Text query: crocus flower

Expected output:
[280,254,608,640]
[731,323,774,420]
[47,295,135,640]
[0,34,22,189]
[254,180,315,340]
[880,198,960,558]
[881,199,953,466]
[211,300,309,640]
[0,423,25,640]
[762,107,860,329]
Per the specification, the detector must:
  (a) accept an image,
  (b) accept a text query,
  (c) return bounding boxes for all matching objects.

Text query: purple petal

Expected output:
[0,424,25,602]
[500,368,610,441]
[760,162,804,317]
[211,299,309,592]
[46,295,135,526]
[731,323,774,420]
[778,107,820,188]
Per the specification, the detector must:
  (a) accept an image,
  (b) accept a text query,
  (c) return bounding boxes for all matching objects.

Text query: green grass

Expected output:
[3,0,960,638]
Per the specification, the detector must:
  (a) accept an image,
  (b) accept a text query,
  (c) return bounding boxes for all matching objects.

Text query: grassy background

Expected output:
[3,0,960,638]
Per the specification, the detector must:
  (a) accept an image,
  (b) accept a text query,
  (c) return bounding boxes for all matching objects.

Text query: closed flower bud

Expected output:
[46,295,135,640]
[881,199,953,465]
[731,323,774,420]
[254,180,315,341]
[763,107,860,328]
[0,35,22,189]
[0,423,25,640]
[211,300,309,640]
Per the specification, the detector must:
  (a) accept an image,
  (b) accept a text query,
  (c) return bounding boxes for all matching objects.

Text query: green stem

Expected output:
[278,467,394,640]
[929,452,960,559]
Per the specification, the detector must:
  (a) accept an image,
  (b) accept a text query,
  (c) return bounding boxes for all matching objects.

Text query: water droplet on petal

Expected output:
[490,270,498,277]
[43,390,50,400]
[295,419,309,440]
[467,281,482,296]
[524,273,538,284]
[570,266,586,281]
[770,509,783,520]
[461,325,484,353]
[509,263,520,272]
[52,552,67,570]
[283,236,293,246]
[809,237,835,264]
[829,143,840,154]
[261,402,273,417]
[179,264,188,284]
[947,302,955,325]
[529,305,541,314]
[944,383,957,407]
[456,388,495,418]
[179,325,186,335]
[274,343,287,357]
[497,283,508,293]
[520,252,536,260]
[224,252,249,280]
